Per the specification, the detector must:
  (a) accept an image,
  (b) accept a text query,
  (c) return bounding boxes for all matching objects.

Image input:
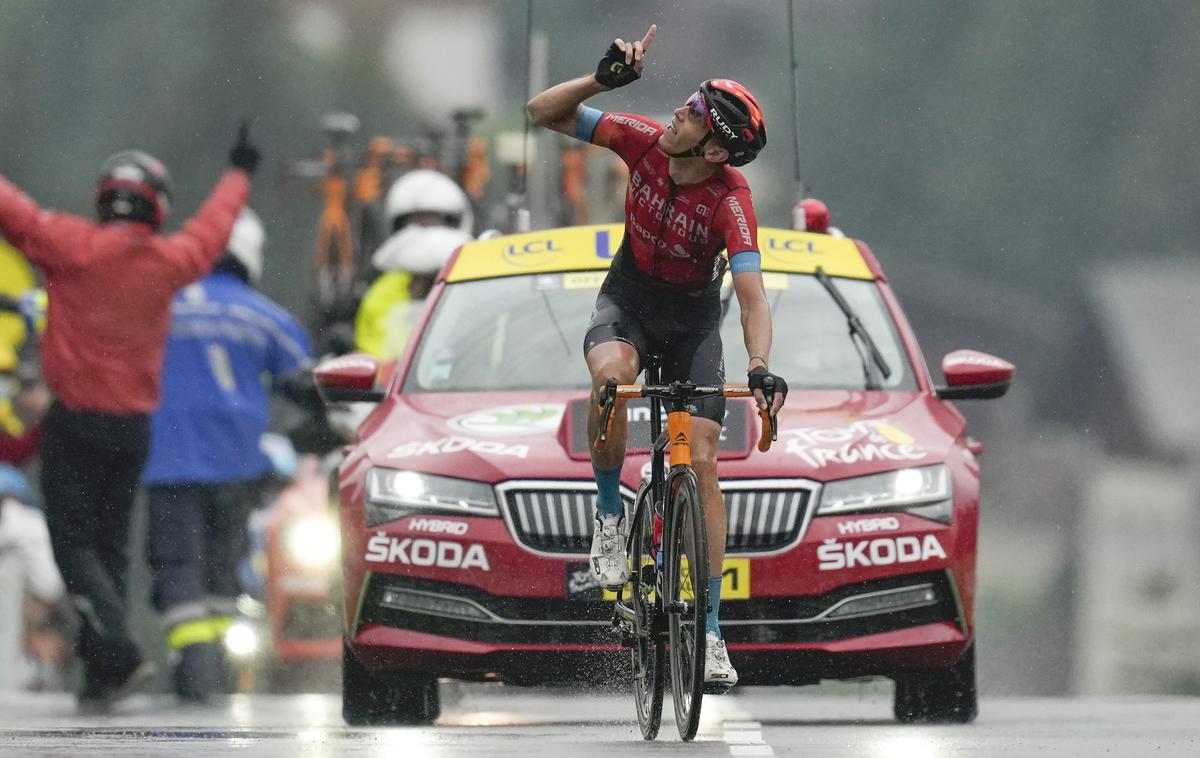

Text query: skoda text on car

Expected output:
[315,223,1014,725]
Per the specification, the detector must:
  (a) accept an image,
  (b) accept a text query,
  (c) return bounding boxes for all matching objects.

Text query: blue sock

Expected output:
[593,464,623,518]
[706,576,723,637]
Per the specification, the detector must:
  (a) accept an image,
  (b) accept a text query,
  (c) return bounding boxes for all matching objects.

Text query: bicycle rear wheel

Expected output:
[628,482,664,740]
[665,468,708,742]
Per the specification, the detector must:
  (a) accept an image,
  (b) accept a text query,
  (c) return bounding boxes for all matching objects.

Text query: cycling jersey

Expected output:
[577,106,760,294]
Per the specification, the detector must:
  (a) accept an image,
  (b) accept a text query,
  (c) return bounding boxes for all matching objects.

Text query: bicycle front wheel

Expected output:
[629,481,664,740]
[665,468,708,742]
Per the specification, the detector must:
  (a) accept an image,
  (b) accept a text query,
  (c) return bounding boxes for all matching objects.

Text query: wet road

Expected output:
[2,685,1197,757]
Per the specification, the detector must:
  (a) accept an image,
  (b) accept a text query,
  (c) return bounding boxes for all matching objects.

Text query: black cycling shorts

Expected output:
[583,268,726,424]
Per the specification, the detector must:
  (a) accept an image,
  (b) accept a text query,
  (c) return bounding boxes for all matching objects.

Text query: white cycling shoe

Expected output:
[590,514,629,589]
[704,633,738,692]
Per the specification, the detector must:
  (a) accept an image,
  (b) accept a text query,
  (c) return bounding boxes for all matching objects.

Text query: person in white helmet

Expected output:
[354,170,473,361]
[142,208,319,702]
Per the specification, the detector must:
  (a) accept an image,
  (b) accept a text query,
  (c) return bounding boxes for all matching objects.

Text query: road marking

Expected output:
[707,700,776,756]
[725,721,771,756]
[730,747,774,757]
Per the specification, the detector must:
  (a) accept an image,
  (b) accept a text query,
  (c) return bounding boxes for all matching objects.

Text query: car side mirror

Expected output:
[935,350,1014,400]
[313,353,385,403]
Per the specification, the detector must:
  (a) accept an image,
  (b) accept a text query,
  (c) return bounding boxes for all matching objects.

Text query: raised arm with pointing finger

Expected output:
[528,24,656,136]
[0,122,259,712]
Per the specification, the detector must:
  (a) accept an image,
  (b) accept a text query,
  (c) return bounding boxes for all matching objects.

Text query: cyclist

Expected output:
[528,24,788,690]
[142,208,316,702]
[0,125,258,711]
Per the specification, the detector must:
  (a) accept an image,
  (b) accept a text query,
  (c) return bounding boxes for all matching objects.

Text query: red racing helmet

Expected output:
[699,79,767,167]
[96,150,173,229]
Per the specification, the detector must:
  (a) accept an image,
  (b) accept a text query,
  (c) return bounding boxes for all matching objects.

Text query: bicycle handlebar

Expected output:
[594,381,779,453]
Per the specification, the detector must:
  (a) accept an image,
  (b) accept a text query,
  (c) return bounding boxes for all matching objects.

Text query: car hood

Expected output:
[359,390,964,484]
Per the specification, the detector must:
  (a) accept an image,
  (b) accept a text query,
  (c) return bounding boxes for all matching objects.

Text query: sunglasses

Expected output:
[685,91,709,122]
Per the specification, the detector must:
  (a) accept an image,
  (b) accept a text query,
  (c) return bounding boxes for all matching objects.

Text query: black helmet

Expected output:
[96,151,173,229]
[699,79,767,168]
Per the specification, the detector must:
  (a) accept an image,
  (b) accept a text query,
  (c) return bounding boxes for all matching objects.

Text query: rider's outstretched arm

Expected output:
[527,75,610,137]
[527,24,656,138]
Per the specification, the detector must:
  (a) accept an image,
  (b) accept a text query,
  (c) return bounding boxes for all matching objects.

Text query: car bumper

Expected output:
[350,621,966,686]
[348,568,968,685]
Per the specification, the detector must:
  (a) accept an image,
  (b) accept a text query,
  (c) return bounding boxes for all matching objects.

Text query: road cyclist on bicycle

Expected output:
[528,23,788,691]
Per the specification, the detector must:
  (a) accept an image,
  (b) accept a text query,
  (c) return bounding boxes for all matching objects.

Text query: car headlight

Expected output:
[365,468,499,526]
[284,514,340,569]
[817,464,952,522]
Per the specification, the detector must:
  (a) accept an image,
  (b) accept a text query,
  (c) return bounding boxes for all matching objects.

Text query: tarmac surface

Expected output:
[1,684,1198,757]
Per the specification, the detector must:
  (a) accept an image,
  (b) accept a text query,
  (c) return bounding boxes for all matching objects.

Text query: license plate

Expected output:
[668,558,749,601]
[566,559,750,601]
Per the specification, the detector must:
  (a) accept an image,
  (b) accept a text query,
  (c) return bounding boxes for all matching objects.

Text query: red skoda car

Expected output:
[315,224,1013,725]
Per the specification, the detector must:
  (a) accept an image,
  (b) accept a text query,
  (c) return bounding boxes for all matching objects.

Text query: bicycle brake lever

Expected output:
[595,378,619,450]
[757,376,779,452]
[597,403,615,447]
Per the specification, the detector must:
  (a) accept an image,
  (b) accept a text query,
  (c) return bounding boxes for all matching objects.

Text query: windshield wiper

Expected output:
[814,267,892,390]
[540,291,572,355]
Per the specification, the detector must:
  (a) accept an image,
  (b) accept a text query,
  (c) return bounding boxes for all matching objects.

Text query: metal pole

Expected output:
[787,0,805,202]
[515,0,534,232]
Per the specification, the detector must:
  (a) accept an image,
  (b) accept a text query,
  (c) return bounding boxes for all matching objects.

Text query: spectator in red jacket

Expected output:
[0,124,259,712]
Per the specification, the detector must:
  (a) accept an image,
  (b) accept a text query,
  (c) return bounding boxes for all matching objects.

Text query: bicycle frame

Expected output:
[599,356,776,740]
[607,355,775,633]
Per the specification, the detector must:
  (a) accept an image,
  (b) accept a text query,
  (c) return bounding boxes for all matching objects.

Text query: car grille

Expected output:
[724,487,811,553]
[501,487,604,554]
[498,481,814,555]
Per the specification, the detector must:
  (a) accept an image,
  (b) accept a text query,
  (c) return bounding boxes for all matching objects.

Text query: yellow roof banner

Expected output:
[445,224,872,283]
[758,228,873,280]
[446,224,621,283]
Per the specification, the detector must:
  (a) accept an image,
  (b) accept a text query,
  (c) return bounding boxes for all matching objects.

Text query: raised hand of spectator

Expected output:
[229,121,260,175]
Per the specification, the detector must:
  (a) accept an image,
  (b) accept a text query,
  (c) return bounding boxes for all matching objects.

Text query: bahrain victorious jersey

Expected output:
[576,107,759,293]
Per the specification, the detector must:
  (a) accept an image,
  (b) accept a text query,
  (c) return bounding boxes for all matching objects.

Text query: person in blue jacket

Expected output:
[143,208,318,701]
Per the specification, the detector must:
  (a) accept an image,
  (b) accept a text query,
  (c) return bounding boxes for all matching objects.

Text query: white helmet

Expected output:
[226,207,265,284]
[384,170,473,235]
[373,171,473,275]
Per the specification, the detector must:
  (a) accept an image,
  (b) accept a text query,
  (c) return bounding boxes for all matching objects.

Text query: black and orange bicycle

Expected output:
[594,355,779,741]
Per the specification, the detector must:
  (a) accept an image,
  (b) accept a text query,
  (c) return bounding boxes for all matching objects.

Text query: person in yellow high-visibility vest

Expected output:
[354,170,473,362]
[0,239,49,466]
[0,238,36,383]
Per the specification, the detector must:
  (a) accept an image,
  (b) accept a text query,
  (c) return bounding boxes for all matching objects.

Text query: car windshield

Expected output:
[404,271,917,393]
